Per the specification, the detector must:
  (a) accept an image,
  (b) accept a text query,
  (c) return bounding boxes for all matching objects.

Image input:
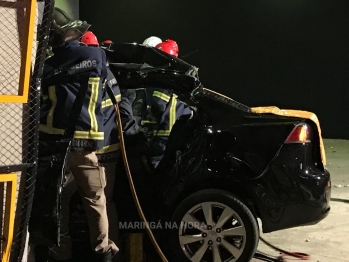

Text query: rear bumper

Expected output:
[271,168,331,230]
[251,143,331,233]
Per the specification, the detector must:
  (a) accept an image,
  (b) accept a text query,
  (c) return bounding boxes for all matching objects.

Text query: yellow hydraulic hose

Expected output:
[113,103,169,262]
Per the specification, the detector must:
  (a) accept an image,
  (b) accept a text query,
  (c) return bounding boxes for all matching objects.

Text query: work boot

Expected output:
[48,258,74,262]
[94,248,116,262]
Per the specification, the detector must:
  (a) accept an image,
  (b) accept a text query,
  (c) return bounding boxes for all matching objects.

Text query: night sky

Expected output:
[80,0,349,139]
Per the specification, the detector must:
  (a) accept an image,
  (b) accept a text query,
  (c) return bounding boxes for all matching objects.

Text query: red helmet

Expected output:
[101,39,114,50]
[81,31,99,46]
[102,39,113,45]
[155,42,178,57]
[164,39,178,53]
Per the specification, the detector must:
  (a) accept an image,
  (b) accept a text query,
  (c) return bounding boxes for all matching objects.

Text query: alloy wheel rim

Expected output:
[178,201,246,262]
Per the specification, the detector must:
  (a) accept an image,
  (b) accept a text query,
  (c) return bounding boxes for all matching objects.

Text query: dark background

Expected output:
[80,0,349,139]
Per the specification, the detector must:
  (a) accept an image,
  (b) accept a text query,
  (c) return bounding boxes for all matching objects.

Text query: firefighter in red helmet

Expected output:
[101,39,114,51]
[155,39,179,57]
[80,31,99,47]
[80,31,121,256]
[164,39,179,54]
[146,39,191,168]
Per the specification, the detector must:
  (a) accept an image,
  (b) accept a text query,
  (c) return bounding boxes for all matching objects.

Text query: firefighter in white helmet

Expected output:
[134,37,191,169]
[142,36,162,47]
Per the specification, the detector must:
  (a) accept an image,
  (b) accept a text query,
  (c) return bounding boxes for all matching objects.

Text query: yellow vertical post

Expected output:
[127,233,144,262]
[0,0,37,103]
[0,173,17,262]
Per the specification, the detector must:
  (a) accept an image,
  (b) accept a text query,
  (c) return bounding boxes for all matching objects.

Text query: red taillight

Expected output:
[285,124,311,143]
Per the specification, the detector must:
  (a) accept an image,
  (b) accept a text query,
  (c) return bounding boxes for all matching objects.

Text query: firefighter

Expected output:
[81,30,99,47]
[155,39,179,57]
[80,31,123,262]
[132,36,163,125]
[100,39,141,133]
[142,36,162,47]
[101,39,114,51]
[32,8,118,262]
[90,37,141,139]
[148,40,192,168]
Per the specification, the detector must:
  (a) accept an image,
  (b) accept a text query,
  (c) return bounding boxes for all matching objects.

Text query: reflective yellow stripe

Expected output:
[141,120,157,125]
[89,78,100,133]
[74,130,104,140]
[47,86,57,128]
[153,95,177,137]
[39,124,65,135]
[102,94,121,108]
[39,124,104,140]
[169,95,177,129]
[153,91,170,102]
[154,130,171,136]
[95,143,121,154]
[40,77,104,140]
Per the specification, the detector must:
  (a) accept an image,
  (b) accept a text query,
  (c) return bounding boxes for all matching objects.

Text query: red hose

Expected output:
[259,236,310,260]
[281,252,310,260]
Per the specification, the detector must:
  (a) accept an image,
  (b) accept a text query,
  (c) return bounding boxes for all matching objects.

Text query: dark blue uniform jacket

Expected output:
[39,40,108,151]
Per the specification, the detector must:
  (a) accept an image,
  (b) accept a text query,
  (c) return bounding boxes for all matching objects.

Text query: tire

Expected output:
[167,189,259,262]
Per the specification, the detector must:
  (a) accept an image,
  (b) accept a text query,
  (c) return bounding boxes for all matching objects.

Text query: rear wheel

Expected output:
[167,189,259,262]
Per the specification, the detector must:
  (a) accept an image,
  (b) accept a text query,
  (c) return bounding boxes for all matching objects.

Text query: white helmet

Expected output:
[142,36,162,47]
